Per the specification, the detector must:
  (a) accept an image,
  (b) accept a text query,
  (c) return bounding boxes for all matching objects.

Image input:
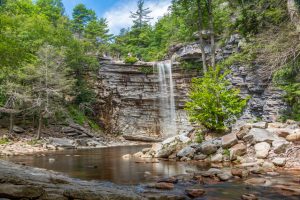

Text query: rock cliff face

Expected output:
[95,61,196,137]
[96,35,287,137]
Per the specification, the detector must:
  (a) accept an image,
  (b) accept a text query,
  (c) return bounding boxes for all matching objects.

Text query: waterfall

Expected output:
[157,60,177,138]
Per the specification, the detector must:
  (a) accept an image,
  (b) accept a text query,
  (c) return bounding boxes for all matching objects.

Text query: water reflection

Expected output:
[3,145,206,185]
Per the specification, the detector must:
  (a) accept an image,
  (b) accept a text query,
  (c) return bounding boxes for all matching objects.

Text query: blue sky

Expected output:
[62,0,171,35]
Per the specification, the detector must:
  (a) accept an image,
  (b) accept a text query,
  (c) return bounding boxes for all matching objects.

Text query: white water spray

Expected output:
[157,60,177,138]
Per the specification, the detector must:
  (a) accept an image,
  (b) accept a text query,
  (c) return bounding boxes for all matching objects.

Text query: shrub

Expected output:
[124,56,138,64]
[195,131,204,143]
[185,67,249,132]
[0,137,9,145]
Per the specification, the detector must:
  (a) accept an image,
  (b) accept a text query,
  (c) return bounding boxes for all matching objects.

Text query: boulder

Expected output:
[272,140,289,154]
[254,142,270,158]
[252,122,267,129]
[154,182,174,190]
[236,126,251,140]
[177,146,195,158]
[217,172,232,181]
[230,143,247,160]
[222,133,238,148]
[197,141,218,155]
[243,128,279,144]
[286,133,300,142]
[0,184,44,199]
[211,153,223,163]
[185,188,205,198]
[156,145,177,158]
[245,178,267,185]
[262,161,275,171]
[272,128,294,138]
[193,153,207,160]
[272,158,286,167]
[231,168,249,178]
[49,138,75,149]
[13,126,25,134]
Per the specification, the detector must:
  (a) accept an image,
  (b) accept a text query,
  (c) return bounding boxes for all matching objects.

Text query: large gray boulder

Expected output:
[177,146,195,158]
[49,138,76,149]
[243,128,279,144]
[195,140,219,155]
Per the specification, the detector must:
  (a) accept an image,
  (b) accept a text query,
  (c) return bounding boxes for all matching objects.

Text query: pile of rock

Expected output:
[136,120,300,169]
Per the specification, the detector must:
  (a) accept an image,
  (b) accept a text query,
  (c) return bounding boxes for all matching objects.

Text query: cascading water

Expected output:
[157,60,177,138]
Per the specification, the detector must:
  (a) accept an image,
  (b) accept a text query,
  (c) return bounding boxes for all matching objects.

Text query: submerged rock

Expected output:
[185,188,205,198]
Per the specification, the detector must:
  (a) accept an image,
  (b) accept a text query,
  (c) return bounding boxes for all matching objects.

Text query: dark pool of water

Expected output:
[3,145,300,199]
[3,145,206,184]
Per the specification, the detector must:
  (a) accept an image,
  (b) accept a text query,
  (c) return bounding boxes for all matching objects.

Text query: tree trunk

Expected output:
[37,109,42,140]
[197,0,208,73]
[9,113,13,136]
[207,0,216,70]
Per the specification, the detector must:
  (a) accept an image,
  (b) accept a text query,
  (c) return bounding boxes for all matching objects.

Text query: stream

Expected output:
[2,145,300,199]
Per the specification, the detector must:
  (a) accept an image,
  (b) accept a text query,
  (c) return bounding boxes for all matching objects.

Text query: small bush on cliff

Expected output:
[124,56,138,64]
[185,67,248,132]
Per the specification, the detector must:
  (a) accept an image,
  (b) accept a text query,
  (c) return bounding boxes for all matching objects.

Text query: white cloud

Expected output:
[104,0,171,35]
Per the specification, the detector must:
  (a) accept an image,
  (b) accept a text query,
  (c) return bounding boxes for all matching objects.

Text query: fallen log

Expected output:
[123,135,162,143]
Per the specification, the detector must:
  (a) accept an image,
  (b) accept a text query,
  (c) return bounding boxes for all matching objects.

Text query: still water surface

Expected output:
[3,145,300,199]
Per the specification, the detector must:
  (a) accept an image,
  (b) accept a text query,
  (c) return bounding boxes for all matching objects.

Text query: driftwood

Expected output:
[123,135,162,143]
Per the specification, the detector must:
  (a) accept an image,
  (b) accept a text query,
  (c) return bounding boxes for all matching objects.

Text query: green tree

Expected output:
[130,0,153,29]
[72,3,96,37]
[36,0,65,24]
[185,67,248,132]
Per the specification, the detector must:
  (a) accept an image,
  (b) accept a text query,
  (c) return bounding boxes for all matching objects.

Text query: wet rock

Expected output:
[211,153,223,162]
[193,153,207,160]
[245,178,267,185]
[201,168,222,177]
[156,145,177,158]
[241,194,258,200]
[272,158,286,167]
[286,133,300,142]
[262,161,275,171]
[217,172,232,181]
[122,154,132,159]
[252,122,267,129]
[222,133,238,148]
[13,126,25,134]
[0,184,45,199]
[243,128,279,144]
[231,168,249,178]
[272,140,289,154]
[157,177,178,184]
[230,143,247,160]
[177,146,195,158]
[254,142,270,158]
[185,188,205,198]
[154,182,174,190]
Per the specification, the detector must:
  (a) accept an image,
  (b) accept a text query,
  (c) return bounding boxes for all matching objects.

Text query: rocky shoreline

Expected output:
[133,120,300,170]
[0,123,144,156]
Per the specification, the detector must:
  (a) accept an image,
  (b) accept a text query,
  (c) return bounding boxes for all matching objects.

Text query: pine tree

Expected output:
[130,0,153,29]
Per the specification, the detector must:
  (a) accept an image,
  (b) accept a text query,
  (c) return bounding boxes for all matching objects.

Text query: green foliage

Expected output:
[195,131,204,143]
[274,60,300,121]
[71,3,96,35]
[0,137,9,145]
[68,106,100,131]
[138,66,153,74]
[185,67,249,132]
[223,148,230,156]
[124,56,138,64]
